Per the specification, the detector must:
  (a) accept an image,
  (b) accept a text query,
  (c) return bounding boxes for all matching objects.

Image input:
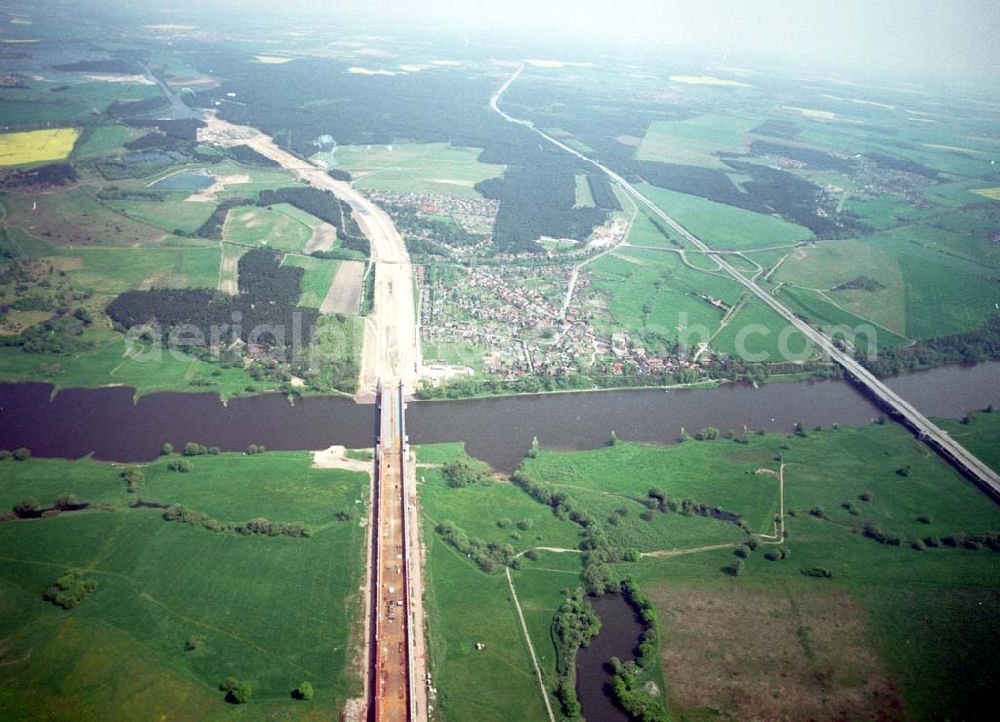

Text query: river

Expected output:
[1,363,998,469]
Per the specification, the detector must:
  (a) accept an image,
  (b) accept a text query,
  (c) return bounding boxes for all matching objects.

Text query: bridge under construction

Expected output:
[366,382,427,722]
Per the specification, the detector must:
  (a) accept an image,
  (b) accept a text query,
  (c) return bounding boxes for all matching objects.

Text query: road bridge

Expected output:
[369,382,426,722]
[492,66,1000,501]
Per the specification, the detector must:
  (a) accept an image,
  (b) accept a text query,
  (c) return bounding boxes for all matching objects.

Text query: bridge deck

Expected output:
[371,383,414,722]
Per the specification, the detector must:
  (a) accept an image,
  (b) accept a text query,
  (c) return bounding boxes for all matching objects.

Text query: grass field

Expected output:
[514,423,1000,722]
[319,143,504,199]
[0,128,80,167]
[225,204,316,252]
[639,183,815,250]
[589,247,745,345]
[636,114,758,169]
[281,254,338,308]
[572,174,594,208]
[0,452,368,721]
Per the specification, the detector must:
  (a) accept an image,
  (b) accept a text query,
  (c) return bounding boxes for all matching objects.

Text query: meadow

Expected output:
[636,114,758,169]
[417,418,1000,722]
[638,183,815,250]
[319,143,505,199]
[0,452,369,721]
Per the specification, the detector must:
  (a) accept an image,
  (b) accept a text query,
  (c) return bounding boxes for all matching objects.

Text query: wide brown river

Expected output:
[1,363,999,470]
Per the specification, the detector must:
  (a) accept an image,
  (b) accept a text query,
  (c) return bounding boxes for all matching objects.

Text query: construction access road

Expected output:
[199,113,421,399]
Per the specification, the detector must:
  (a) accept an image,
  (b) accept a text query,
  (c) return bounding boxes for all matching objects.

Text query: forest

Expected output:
[105,249,319,349]
[189,53,610,249]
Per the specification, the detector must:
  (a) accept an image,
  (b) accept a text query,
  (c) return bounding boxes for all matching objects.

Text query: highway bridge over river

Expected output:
[493,66,1000,502]
[367,382,427,722]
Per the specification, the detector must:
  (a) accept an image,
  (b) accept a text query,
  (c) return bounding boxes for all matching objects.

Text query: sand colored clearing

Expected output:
[0,128,80,166]
[670,74,749,87]
[10,17,31,25]
[346,66,396,76]
[143,24,197,31]
[0,39,39,44]
[430,60,461,66]
[525,59,593,69]
[187,174,251,202]
[254,55,295,64]
[320,260,364,315]
[972,188,1000,200]
[312,445,372,473]
[303,222,337,254]
[616,135,643,146]
[83,73,154,84]
[924,143,984,155]
[782,105,836,119]
[399,64,431,72]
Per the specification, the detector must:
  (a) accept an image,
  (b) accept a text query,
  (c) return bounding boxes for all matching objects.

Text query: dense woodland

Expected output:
[106,249,318,349]
[191,54,611,250]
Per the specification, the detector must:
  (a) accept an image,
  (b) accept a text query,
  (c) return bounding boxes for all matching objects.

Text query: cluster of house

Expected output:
[419,262,710,380]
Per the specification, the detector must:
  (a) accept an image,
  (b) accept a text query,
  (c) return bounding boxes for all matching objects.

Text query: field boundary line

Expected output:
[505,566,557,722]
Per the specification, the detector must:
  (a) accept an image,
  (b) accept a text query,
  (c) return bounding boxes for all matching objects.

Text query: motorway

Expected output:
[492,66,1000,498]
[372,383,412,721]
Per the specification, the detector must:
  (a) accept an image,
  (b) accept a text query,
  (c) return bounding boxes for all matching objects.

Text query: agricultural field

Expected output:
[0,451,368,721]
[775,229,1000,341]
[638,183,815,250]
[418,418,1000,722]
[281,255,338,308]
[0,128,80,167]
[636,113,758,169]
[225,204,317,252]
[319,143,505,199]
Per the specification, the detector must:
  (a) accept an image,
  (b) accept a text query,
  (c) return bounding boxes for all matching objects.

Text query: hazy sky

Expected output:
[147,0,999,85]
[373,0,999,81]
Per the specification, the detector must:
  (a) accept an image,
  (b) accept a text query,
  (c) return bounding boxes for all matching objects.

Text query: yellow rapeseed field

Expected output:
[0,128,81,167]
[972,187,1000,201]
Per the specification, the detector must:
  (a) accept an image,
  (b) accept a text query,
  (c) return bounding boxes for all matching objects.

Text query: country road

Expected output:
[492,65,1000,498]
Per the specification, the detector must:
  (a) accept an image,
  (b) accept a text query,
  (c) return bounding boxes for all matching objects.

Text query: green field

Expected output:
[638,183,815,250]
[0,452,368,721]
[572,174,594,208]
[590,247,745,346]
[636,114,759,169]
[319,143,505,199]
[225,204,317,252]
[515,423,999,721]
[281,255,338,308]
[776,231,999,340]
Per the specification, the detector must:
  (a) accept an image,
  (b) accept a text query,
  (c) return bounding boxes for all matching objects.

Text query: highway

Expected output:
[492,66,1000,499]
[371,382,424,721]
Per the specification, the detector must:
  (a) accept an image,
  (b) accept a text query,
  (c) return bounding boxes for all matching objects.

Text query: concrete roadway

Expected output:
[492,66,1000,498]
[373,385,411,721]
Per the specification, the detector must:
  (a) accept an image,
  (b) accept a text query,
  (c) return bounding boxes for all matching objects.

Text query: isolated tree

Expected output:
[293,681,314,700]
[161,442,173,455]
[13,447,30,461]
